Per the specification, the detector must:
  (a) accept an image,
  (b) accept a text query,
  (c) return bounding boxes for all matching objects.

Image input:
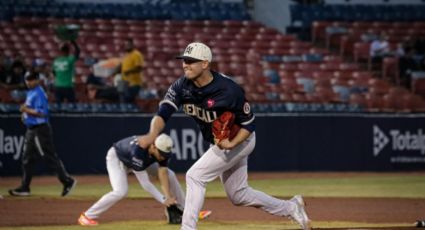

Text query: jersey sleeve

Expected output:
[129,51,143,68]
[157,78,185,122]
[159,77,184,111]
[230,84,255,132]
[136,51,144,68]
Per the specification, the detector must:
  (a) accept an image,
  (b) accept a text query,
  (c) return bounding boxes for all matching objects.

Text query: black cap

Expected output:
[25,72,39,81]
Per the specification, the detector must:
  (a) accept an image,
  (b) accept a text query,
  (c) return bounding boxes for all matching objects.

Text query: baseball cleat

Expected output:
[198,210,212,220]
[78,212,98,226]
[8,187,31,196]
[416,220,425,227]
[62,178,77,197]
[289,195,311,230]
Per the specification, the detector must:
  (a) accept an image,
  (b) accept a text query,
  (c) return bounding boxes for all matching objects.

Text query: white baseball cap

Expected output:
[155,133,173,156]
[176,42,212,62]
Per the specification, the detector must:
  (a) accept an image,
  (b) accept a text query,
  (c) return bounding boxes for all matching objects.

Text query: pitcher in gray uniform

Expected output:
[138,42,311,230]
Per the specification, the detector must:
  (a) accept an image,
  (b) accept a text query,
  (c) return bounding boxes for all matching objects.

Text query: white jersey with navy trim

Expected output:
[160,71,255,144]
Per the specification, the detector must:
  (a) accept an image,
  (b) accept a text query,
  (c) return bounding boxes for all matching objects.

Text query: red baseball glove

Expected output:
[212,112,240,142]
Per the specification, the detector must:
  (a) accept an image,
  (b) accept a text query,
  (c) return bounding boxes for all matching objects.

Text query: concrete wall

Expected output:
[253,0,293,34]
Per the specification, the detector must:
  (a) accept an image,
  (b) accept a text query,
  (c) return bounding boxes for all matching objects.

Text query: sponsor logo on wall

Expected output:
[373,125,425,163]
[169,128,206,160]
[0,129,25,167]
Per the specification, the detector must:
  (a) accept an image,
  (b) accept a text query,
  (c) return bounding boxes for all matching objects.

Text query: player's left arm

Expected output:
[20,97,47,117]
[158,166,176,207]
[20,104,44,117]
[135,170,166,204]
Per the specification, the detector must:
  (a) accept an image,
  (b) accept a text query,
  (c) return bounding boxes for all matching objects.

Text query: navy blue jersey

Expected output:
[113,136,169,171]
[160,71,255,144]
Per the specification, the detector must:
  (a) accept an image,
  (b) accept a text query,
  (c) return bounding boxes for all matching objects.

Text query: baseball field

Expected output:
[1,172,425,230]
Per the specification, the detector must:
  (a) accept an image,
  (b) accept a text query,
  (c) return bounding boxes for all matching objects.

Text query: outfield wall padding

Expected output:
[1,113,424,175]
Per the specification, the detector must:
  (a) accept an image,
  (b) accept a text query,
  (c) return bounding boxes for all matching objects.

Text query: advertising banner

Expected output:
[1,113,424,175]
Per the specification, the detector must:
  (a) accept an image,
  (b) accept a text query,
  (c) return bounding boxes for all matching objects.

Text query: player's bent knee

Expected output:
[185,169,204,186]
[228,189,248,206]
[167,169,176,177]
[110,189,128,200]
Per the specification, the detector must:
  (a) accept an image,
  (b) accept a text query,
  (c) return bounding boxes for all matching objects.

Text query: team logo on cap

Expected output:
[184,46,193,55]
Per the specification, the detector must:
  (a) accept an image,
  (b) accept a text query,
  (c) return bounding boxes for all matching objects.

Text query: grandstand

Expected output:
[1,0,425,113]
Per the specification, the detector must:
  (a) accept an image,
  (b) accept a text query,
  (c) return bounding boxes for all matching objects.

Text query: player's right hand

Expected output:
[164,197,177,207]
[216,138,235,150]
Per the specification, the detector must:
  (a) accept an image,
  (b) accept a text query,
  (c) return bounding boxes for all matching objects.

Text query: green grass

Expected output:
[244,176,425,198]
[3,175,425,199]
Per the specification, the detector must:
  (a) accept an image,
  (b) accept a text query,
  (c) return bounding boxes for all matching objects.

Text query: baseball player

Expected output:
[78,134,211,226]
[138,42,311,230]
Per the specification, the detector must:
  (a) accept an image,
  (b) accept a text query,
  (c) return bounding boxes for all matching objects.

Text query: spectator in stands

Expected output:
[394,42,406,58]
[370,33,390,59]
[370,33,391,70]
[262,62,280,84]
[27,58,54,93]
[399,47,420,89]
[8,72,76,197]
[86,67,119,103]
[0,56,27,102]
[116,39,144,103]
[52,41,80,103]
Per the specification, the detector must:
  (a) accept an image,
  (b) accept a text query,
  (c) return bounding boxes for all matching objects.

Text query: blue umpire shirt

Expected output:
[23,85,49,127]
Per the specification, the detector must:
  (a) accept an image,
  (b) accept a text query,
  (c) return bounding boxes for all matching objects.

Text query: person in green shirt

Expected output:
[52,40,80,103]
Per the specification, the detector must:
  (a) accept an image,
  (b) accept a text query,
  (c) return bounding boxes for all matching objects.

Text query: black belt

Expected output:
[28,123,48,130]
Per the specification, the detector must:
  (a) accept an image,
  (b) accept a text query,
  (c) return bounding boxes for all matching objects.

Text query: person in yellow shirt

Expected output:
[119,39,144,103]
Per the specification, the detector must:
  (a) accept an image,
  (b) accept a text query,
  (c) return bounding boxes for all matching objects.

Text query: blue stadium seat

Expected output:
[307,103,325,112]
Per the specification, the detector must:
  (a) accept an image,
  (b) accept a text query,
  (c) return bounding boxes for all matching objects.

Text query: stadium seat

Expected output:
[365,93,385,112]
[281,78,304,93]
[312,21,332,44]
[402,94,425,112]
[383,92,405,112]
[320,62,340,71]
[313,86,340,103]
[368,78,390,95]
[353,42,371,69]
[349,93,367,108]
[382,57,399,84]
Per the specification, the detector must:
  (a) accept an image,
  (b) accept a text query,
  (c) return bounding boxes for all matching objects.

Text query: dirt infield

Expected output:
[1,173,424,229]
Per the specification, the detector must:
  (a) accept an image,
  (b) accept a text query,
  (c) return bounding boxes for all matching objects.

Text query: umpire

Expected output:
[9,72,76,197]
